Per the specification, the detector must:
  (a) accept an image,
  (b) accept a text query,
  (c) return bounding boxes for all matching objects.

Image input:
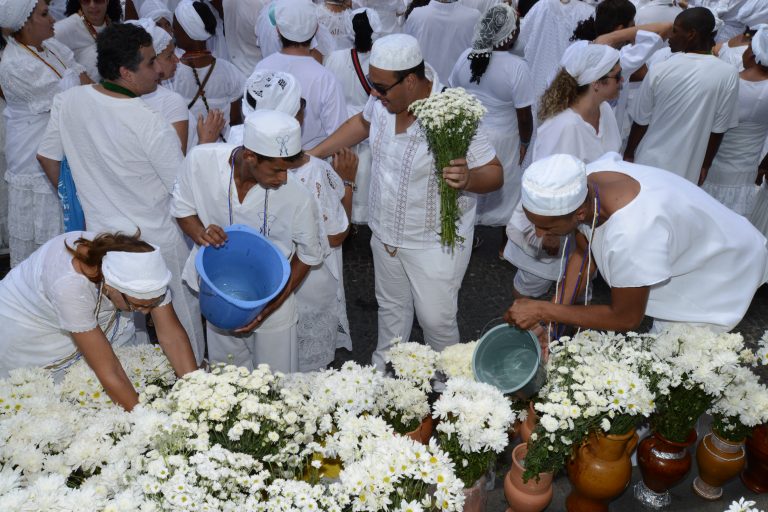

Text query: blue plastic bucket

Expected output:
[472,324,546,399]
[195,224,290,330]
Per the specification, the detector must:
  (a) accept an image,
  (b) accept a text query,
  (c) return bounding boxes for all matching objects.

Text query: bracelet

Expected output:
[343,180,357,191]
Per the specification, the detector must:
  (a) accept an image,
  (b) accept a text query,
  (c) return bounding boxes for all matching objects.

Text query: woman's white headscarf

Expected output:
[752,24,768,66]
[561,42,620,86]
[102,245,172,300]
[126,18,173,55]
[0,0,37,32]
[174,0,212,41]
[469,3,519,59]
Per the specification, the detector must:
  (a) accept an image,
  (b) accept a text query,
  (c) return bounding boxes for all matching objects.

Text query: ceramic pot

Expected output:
[405,415,434,445]
[634,429,697,509]
[463,475,488,512]
[566,428,638,512]
[742,424,768,494]
[503,443,554,512]
[519,403,537,444]
[693,430,745,500]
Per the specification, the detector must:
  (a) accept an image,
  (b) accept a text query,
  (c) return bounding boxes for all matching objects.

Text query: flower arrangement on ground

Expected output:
[432,377,515,487]
[437,341,476,380]
[385,339,438,392]
[409,87,487,248]
[726,497,766,512]
[374,377,430,434]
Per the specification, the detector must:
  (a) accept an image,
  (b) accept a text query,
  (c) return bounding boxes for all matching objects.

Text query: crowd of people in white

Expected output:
[0,0,767,410]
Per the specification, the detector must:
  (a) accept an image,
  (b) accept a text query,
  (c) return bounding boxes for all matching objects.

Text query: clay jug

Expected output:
[742,424,768,494]
[406,415,434,445]
[519,402,537,444]
[566,428,638,512]
[693,430,745,500]
[463,475,488,512]
[504,443,554,512]
[634,429,697,509]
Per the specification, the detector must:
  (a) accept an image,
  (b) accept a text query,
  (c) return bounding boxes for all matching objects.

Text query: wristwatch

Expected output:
[343,180,357,191]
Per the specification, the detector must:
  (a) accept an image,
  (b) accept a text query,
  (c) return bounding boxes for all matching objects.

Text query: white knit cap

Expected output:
[522,154,588,216]
[753,24,768,66]
[174,0,212,41]
[275,0,318,43]
[242,70,302,118]
[102,245,172,300]
[244,110,302,158]
[140,0,173,24]
[126,18,173,54]
[344,7,383,38]
[0,0,37,32]
[561,42,620,86]
[370,33,423,71]
[738,0,768,28]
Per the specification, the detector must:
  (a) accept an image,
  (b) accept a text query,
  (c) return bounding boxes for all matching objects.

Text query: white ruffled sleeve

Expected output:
[48,274,99,333]
[619,30,663,77]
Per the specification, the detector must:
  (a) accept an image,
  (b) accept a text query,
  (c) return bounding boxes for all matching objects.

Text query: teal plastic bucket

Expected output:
[472,324,545,399]
[196,224,290,330]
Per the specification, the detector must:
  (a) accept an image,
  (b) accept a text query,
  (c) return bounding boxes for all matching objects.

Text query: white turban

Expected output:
[522,154,588,216]
[0,0,37,32]
[738,0,768,28]
[561,42,620,86]
[370,33,423,71]
[753,24,768,66]
[140,0,173,24]
[469,3,519,59]
[126,18,172,55]
[174,0,212,41]
[244,110,303,158]
[102,245,172,300]
[344,8,383,39]
[242,70,302,119]
[703,6,725,36]
[275,0,318,43]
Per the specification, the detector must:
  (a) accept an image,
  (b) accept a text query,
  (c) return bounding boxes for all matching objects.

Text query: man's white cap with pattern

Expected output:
[522,154,589,216]
[0,0,37,32]
[244,110,302,158]
[275,0,318,43]
[242,70,302,118]
[369,33,423,71]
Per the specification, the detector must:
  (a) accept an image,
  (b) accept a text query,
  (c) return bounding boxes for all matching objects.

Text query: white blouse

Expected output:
[54,13,106,82]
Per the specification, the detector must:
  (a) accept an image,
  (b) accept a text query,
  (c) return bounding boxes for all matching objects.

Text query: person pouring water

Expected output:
[0,231,199,410]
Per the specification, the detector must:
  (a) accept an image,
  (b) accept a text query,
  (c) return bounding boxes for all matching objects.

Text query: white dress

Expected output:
[403,1,481,84]
[37,85,205,363]
[54,13,106,82]
[702,78,768,216]
[351,0,405,35]
[317,4,353,50]
[0,38,84,267]
[223,0,268,76]
[583,152,768,331]
[630,52,740,184]
[324,47,373,223]
[290,156,352,371]
[449,48,535,226]
[0,231,157,378]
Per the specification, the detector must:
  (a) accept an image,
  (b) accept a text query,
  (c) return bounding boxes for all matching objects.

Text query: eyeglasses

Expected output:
[366,74,406,96]
[603,71,622,82]
[120,291,166,312]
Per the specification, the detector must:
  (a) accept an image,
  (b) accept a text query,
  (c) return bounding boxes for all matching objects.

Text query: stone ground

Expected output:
[2,224,767,511]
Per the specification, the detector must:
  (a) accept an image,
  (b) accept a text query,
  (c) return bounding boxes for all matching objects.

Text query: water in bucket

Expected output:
[473,324,544,398]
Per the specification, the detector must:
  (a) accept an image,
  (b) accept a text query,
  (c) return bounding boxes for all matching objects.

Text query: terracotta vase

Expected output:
[405,415,434,445]
[634,429,697,509]
[742,424,768,494]
[503,443,554,512]
[519,403,537,444]
[463,475,488,512]
[566,428,638,512]
[693,430,745,500]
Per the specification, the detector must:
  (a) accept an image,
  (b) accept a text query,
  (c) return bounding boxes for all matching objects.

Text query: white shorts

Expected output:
[513,269,554,298]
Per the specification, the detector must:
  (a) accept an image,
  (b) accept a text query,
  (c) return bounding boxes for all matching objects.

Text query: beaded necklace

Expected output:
[18,40,67,79]
[100,80,138,98]
[79,9,109,40]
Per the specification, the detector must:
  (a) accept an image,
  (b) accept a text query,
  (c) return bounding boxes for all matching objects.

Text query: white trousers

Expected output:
[370,234,472,370]
[207,323,298,374]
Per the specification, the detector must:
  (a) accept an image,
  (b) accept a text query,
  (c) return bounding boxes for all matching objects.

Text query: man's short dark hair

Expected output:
[395,60,426,81]
[676,7,717,42]
[279,34,313,48]
[97,23,153,81]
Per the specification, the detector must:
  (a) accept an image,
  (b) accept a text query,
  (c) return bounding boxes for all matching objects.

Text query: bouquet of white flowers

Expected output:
[255,479,351,512]
[409,88,486,248]
[437,341,476,380]
[385,339,438,392]
[374,377,430,434]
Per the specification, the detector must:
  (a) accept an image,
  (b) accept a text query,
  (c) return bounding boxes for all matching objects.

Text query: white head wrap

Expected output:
[140,0,173,25]
[102,245,172,300]
[344,7,383,39]
[752,24,768,66]
[561,42,620,86]
[275,0,318,43]
[522,154,588,216]
[0,0,37,32]
[174,0,212,41]
[242,70,302,118]
[702,6,725,36]
[244,110,302,158]
[370,33,423,71]
[469,3,518,59]
[738,0,768,28]
[126,18,173,55]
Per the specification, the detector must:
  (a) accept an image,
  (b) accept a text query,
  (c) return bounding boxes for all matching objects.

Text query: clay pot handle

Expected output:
[626,433,639,456]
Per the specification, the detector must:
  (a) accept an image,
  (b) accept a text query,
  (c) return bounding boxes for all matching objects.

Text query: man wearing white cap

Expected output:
[625,7,739,185]
[256,0,348,150]
[311,34,503,370]
[504,152,768,335]
[171,110,327,373]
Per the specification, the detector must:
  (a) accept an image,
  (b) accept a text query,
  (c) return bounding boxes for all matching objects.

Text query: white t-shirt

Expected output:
[324,48,371,117]
[630,52,740,184]
[54,13,106,82]
[533,102,622,163]
[223,0,268,76]
[362,65,497,249]
[256,53,348,150]
[403,1,481,84]
[582,152,768,330]
[142,85,190,125]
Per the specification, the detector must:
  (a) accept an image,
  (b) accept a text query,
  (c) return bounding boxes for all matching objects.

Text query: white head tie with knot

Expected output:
[345,7,383,39]
[561,42,620,86]
[102,244,172,300]
[242,70,303,119]
[752,24,768,66]
[469,3,519,59]
[126,18,172,55]
[174,0,212,41]
[522,154,589,217]
[0,0,37,32]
